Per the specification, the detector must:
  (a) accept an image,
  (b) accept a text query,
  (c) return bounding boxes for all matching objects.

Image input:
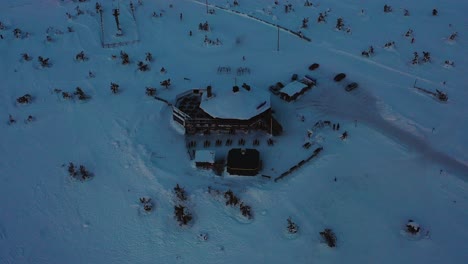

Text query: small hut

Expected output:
[279,76,316,102]
[194,150,215,169]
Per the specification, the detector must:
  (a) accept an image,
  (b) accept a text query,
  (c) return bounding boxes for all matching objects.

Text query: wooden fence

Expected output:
[274,147,323,182]
[201,2,311,42]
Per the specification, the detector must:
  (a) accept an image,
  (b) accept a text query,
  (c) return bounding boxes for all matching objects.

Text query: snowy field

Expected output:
[0,0,467,263]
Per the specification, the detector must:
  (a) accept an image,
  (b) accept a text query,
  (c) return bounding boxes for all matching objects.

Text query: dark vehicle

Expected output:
[291,73,298,81]
[308,63,320,71]
[345,82,358,92]
[269,82,284,95]
[334,73,346,82]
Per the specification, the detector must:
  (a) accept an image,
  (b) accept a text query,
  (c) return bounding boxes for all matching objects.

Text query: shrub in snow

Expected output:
[110,82,120,94]
[174,204,192,226]
[62,91,73,99]
[145,87,156,96]
[406,220,420,235]
[383,4,392,13]
[160,79,171,89]
[21,53,32,61]
[174,184,187,201]
[139,197,154,212]
[120,51,130,65]
[137,61,149,71]
[145,52,153,62]
[74,87,90,100]
[384,41,395,48]
[287,217,298,234]
[320,228,337,247]
[75,51,88,62]
[239,202,252,219]
[361,46,374,57]
[38,56,51,67]
[336,18,344,30]
[284,4,293,13]
[16,94,32,104]
[224,190,240,206]
[68,162,93,181]
[13,28,22,38]
[317,13,326,23]
[422,51,431,63]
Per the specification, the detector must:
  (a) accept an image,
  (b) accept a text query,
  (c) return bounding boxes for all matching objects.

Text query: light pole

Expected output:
[277,26,280,52]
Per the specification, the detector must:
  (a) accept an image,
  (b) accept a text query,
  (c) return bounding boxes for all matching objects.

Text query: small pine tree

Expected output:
[239,202,252,219]
[320,228,337,247]
[287,217,298,234]
[336,18,344,30]
[174,184,187,201]
[79,165,90,180]
[224,189,239,206]
[68,162,76,176]
[110,82,119,94]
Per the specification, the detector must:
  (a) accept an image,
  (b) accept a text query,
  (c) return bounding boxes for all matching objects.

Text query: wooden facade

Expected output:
[173,89,282,135]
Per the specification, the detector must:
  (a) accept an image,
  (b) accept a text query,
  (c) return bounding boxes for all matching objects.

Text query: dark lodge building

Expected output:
[172,87,282,135]
[226,148,261,176]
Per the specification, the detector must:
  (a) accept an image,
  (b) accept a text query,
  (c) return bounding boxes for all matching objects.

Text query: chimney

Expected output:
[207,85,212,98]
[232,86,239,93]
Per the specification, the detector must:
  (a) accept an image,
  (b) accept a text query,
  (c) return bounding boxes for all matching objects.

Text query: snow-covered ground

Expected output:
[1,0,467,263]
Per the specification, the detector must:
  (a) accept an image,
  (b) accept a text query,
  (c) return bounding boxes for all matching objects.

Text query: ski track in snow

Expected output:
[297,83,468,177]
[326,48,437,85]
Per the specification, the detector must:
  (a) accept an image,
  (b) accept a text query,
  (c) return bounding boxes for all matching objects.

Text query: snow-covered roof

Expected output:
[200,87,270,120]
[194,150,215,163]
[280,81,309,96]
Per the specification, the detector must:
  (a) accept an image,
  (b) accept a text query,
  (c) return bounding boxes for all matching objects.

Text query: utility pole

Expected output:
[277,25,280,52]
[206,0,209,14]
[113,8,121,31]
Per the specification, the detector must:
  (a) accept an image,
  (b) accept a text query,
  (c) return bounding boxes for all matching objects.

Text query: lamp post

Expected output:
[113,8,122,35]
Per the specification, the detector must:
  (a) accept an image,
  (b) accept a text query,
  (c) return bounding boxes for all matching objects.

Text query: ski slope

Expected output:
[0,0,467,263]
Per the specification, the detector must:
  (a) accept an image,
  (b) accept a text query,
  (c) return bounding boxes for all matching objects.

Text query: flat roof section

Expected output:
[279,81,309,97]
[226,148,260,171]
[200,88,270,120]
